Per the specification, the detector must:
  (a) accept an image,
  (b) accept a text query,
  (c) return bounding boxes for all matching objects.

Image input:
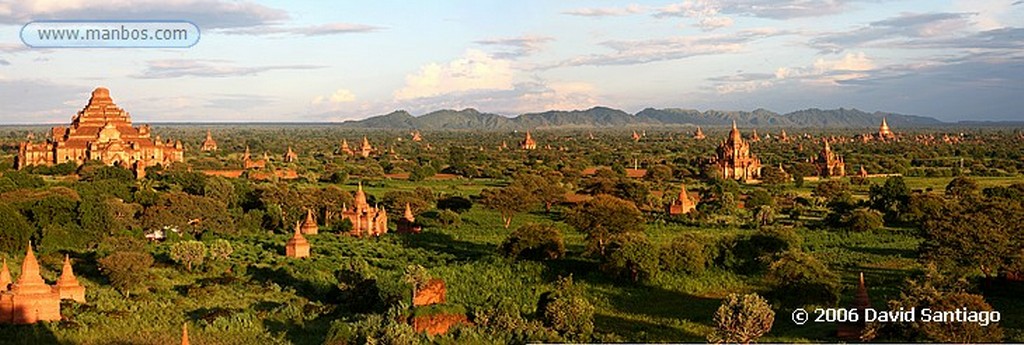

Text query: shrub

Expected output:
[436,209,462,228]
[499,223,565,261]
[437,196,473,213]
[708,293,775,344]
[537,276,594,341]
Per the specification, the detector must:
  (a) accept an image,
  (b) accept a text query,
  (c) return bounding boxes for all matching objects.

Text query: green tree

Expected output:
[97,251,154,297]
[565,194,644,255]
[645,164,673,184]
[499,223,565,261]
[708,293,775,344]
[660,234,709,274]
[813,179,851,204]
[844,208,883,232]
[765,250,841,308]
[480,186,534,228]
[869,176,910,223]
[170,240,207,272]
[0,202,34,253]
[602,233,660,283]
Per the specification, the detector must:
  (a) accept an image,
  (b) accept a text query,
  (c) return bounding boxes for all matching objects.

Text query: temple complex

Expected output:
[814,140,846,177]
[284,146,298,163]
[778,129,790,142]
[667,182,697,215]
[200,130,218,151]
[693,127,706,140]
[837,272,872,340]
[397,203,421,234]
[285,222,310,258]
[341,183,389,237]
[0,243,62,324]
[15,87,184,176]
[714,121,762,181]
[411,131,423,142]
[300,209,319,235]
[520,131,537,150]
[54,255,86,303]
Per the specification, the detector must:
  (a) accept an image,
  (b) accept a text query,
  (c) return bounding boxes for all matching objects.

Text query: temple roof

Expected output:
[11,242,51,295]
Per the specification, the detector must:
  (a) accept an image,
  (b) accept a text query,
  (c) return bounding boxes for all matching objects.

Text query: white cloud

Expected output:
[394,49,514,100]
[655,0,734,31]
[562,4,645,17]
[0,0,289,29]
[711,51,877,93]
[313,89,356,104]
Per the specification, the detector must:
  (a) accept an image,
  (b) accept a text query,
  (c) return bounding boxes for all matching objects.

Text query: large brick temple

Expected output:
[15,87,184,176]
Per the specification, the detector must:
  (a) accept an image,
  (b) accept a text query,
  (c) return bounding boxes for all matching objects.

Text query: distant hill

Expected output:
[338,106,945,130]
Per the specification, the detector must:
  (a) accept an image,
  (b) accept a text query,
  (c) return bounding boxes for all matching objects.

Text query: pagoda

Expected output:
[200,130,218,151]
[877,117,895,140]
[340,182,389,237]
[338,139,354,156]
[54,255,86,303]
[242,146,266,170]
[284,146,298,163]
[631,130,641,142]
[693,127,706,140]
[397,203,422,234]
[0,259,10,291]
[0,243,62,324]
[285,222,310,258]
[714,121,762,181]
[520,131,537,150]
[837,272,872,340]
[15,87,184,176]
[359,136,374,158]
[667,182,697,215]
[411,131,423,142]
[299,209,319,235]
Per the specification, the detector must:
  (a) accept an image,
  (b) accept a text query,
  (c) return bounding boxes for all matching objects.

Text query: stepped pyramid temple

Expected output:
[815,140,846,177]
[667,182,697,215]
[242,146,266,170]
[15,87,184,175]
[520,131,537,150]
[341,183,389,237]
[715,121,762,181]
[693,127,706,140]
[338,139,354,155]
[200,130,218,151]
[286,222,310,258]
[0,243,75,324]
[300,209,319,235]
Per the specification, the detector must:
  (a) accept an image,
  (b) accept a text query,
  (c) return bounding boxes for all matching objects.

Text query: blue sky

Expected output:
[0,0,1022,123]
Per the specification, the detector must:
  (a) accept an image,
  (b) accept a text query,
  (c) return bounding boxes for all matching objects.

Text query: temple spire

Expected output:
[0,258,11,291]
[181,323,190,345]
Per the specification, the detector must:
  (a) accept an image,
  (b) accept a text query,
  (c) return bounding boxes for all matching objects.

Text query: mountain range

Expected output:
[338,107,945,130]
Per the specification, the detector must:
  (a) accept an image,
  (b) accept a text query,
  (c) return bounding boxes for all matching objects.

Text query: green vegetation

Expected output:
[0,126,1020,344]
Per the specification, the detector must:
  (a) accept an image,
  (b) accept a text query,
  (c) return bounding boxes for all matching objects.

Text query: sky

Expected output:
[0,0,1022,124]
